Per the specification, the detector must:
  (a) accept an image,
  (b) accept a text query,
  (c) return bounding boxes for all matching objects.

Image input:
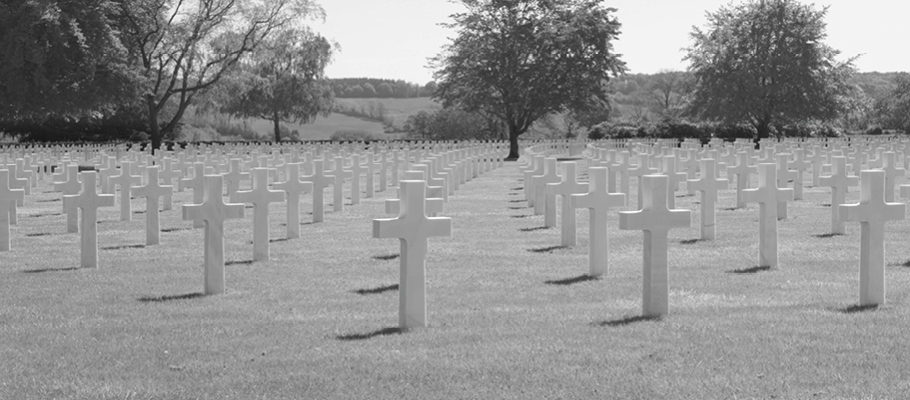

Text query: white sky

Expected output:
[314,0,909,84]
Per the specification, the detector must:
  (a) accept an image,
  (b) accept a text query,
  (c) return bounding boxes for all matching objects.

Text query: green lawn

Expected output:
[3,150,910,399]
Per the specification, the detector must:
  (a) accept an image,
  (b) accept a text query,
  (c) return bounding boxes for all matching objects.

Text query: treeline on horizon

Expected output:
[328,78,436,99]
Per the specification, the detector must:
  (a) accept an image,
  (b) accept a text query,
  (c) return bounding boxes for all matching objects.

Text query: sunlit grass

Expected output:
[3,160,910,399]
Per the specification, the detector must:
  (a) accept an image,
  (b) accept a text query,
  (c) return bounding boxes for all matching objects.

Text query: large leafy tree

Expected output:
[432,0,626,159]
[0,0,137,120]
[685,0,855,139]
[874,74,910,133]
[217,28,334,142]
[117,0,322,151]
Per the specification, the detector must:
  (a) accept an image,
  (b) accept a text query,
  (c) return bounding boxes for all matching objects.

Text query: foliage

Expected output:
[873,73,910,133]
[685,0,856,139]
[215,28,335,141]
[0,103,147,142]
[329,129,378,141]
[645,70,695,119]
[404,107,502,141]
[0,0,138,119]
[432,0,627,158]
[329,78,432,98]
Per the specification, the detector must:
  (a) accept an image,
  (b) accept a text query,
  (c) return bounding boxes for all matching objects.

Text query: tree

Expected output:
[432,0,626,159]
[376,82,394,98]
[0,0,137,120]
[217,28,334,141]
[361,82,376,97]
[646,70,694,119]
[874,74,910,133]
[117,0,322,151]
[685,0,855,139]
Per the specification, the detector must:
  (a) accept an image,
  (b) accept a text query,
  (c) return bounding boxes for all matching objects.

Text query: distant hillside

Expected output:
[328,78,436,99]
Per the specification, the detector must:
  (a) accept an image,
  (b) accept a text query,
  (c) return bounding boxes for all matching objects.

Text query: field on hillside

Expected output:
[335,97,440,127]
[4,150,910,399]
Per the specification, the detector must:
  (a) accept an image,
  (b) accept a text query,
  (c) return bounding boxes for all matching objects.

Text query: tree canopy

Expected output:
[432,0,626,159]
[685,0,855,139]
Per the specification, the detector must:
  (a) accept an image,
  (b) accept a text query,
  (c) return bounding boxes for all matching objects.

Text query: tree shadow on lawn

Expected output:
[813,232,844,238]
[336,327,402,341]
[372,254,399,261]
[836,304,879,314]
[593,315,662,327]
[726,265,772,274]
[20,266,80,273]
[353,284,399,295]
[528,245,568,253]
[137,292,205,303]
[545,274,600,286]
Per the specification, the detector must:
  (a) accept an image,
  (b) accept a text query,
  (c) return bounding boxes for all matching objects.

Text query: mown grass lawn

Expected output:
[3,156,910,399]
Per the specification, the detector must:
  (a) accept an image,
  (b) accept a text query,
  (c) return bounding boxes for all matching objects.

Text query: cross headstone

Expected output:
[877,151,904,202]
[687,158,728,240]
[385,171,445,215]
[62,172,115,268]
[534,158,561,224]
[326,156,352,212]
[0,170,25,251]
[629,153,659,209]
[301,159,333,223]
[131,166,174,245]
[618,175,691,317]
[232,168,285,261]
[349,155,368,205]
[373,180,453,330]
[790,149,810,200]
[111,161,142,221]
[272,163,313,239]
[571,167,625,277]
[179,163,207,228]
[776,153,797,220]
[546,162,588,246]
[223,158,250,199]
[742,163,794,268]
[182,175,245,295]
[840,170,906,306]
[819,156,859,235]
[54,164,82,233]
[726,151,757,209]
[661,155,686,209]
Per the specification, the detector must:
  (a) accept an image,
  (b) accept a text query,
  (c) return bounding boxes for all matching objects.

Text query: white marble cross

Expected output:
[0,170,25,251]
[272,163,313,239]
[373,179,452,330]
[726,151,756,209]
[349,154,368,205]
[301,159,333,223]
[661,155,687,209]
[131,166,173,245]
[808,146,827,187]
[326,156,352,212]
[232,168,285,261]
[534,158,562,224]
[743,163,794,268]
[571,167,625,276]
[819,156,859,235]
[63,172,115,268]
[877,151,904,202]
[111,161,142,221]
[183,175,245,295]
[364,153,376,198]
[546,162,588,246]
[223,158,250,199]
[687,158,728,240]
[775,153,797,220]
[179,163,207,228]
[385,171,445,215]
[840,170,905,306]
[790,149,810,200]
[629,153,659,209]
[619,174,691,317]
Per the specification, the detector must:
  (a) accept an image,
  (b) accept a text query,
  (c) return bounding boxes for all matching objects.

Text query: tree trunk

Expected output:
[146,95,161,155]
[507,123,522,160]
[272,111,281,142]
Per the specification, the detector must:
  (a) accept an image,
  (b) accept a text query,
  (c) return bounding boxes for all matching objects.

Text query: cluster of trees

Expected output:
[0,0,333,148]
[329,78,436,99]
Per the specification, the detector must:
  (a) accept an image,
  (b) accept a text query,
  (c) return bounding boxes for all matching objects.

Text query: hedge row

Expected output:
[587,120,848,143]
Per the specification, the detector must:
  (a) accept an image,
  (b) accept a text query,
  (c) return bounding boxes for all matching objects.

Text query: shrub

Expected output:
[330,130,378,142]
[866,126,883,135]
[713,124,756,141]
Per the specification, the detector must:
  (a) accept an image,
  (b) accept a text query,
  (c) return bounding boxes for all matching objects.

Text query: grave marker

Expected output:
[687,158,728,240]
[232,168,285,261]
[571,167,625,276]
[63,172,115,268]
[111,161,142,221]
[0,170,25,251]
[742,164,794,268]
[272,163,313,239]
[183,175,245,295]
[131,166,174,245]
[546,162,587,246]
[819,157,859,235]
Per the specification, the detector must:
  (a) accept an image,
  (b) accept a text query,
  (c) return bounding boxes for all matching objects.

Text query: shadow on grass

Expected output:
[353,284,399,295]
[520,226,549,232]
[594,315,662,327]
[837,304,879,314]
[510,215,532,219]
[26,233,54,237]
[36,198,61,203]
[679,239,702,245]
[101,244,146,251]
[545,274,599,286]
[21,267,80,273]
[226,260,254,266]
[721,207,742,211]
[820,203,831,207]
[269,238,290,243]
[528,245,568,253]
[508,193,519,196]
[336,327,402,341]
[510,187,523,191]
[726,265,772,274]
[134,210,146,214]
[372,254,399,261]
[138,292,205,303]
[29,213,62,218]
[507,206,527,210]
[161,227,191,233]
[508,200,525,203]
[556,157,582,162]
[814,233,844,238]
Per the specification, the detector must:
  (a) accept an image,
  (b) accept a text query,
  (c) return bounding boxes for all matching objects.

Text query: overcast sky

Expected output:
[314,0,909,83]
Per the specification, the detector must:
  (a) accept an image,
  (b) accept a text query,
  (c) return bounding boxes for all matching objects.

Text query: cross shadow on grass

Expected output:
[101,244,146,251]
[36,198,61,203]
[726,265,772,274]
[21,267,80,273]
[679,239,702,245]
[508,200,525,203]
[820,203,831,207]
[813,232,843,238]
[137,292,205,302]
[545,274,599,286]
[528,245,568,253]
[26,233,55,237]
[269,238,290,243]
[226,260,254,266]
[507,206,527,210]
[593,315,662,327]
[837,304,879,314]
[336,327,402,341]
[29,213,62,218]
[353,284,399,295]
[161,227,191,233]
[721,207,742,211]
[372,254,399,261]
[511,215,532,219]
[520,226,549,232]
[510,187,523,191]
